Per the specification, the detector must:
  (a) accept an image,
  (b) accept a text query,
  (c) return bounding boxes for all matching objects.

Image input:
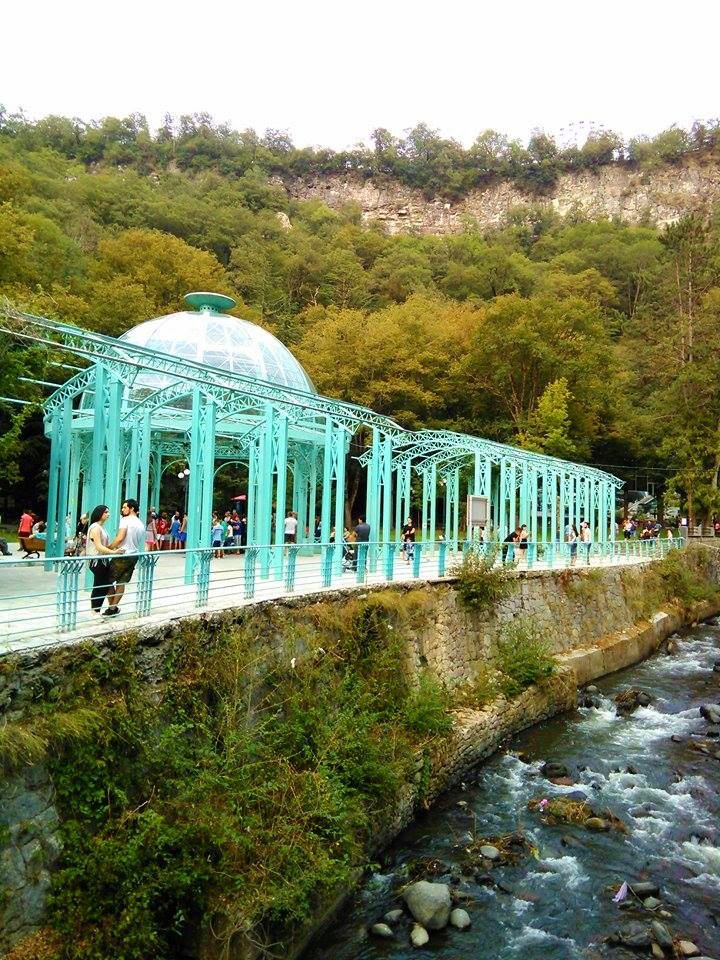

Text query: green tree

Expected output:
[517,378,581,459]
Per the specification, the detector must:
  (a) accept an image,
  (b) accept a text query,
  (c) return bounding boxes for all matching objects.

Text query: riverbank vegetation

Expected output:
[2,594,458,960]
[2,112,720,518]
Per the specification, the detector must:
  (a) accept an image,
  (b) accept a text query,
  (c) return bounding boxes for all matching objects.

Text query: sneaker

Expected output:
[102,606,119,616]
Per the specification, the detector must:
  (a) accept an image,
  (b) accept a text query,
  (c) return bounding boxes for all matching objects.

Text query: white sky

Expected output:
[2,0,718,149]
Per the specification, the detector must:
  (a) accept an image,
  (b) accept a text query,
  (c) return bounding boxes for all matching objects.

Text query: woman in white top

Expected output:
[580,520,593,563]
[87,504,119,613]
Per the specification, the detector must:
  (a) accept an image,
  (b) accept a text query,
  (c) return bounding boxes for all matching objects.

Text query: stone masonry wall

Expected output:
[407,562,687,686]
[2,551,719,954]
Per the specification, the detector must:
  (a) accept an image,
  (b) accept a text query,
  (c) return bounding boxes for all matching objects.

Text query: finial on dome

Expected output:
[184,292,236,313]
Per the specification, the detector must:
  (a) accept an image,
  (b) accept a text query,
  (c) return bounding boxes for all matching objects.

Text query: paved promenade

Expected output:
[0,539,666,656]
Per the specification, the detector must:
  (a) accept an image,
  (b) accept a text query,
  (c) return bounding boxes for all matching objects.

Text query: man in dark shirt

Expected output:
[354,517,371,542]
[502,529,519,562]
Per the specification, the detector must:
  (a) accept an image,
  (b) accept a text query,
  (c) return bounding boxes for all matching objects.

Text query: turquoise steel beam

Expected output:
[272,414,289,577]
[333,427,347,568]
[382,433,393,544]
[185,388,216,583]
[320,416,333,547]
[258,405,276,576]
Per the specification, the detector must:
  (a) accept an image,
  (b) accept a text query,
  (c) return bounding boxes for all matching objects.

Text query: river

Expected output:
[306,620,720,959]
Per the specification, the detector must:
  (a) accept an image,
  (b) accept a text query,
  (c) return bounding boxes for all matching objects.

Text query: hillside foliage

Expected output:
[1,112,720,517]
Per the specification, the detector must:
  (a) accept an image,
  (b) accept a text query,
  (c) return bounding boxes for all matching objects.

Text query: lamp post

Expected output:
[177,467,190,515]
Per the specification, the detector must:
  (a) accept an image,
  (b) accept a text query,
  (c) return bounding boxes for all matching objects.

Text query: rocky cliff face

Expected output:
[279,158,720,234]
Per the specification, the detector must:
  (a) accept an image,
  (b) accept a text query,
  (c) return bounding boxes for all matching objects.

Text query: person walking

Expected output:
[170,511,181,549]
[565,522,579,566]
[401,517,415,563]
[86,504,120,614]
[17,508,34,554]
[502,529,519,563]
[284,511,298,544]
[144,511,158,552]
[231,512,242,547]
[580,519,593,563]
[222,511,235,551]
[211,513,224,558]
[156,511,170,550]
[517,524,529,563]
[354,517,370,542]
[105,499,145,616]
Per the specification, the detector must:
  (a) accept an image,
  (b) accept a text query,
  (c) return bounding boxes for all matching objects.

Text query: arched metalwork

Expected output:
[0,295,623,580]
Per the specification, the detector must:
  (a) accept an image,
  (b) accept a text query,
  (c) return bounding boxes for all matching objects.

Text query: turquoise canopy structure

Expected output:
[1,294,623,579]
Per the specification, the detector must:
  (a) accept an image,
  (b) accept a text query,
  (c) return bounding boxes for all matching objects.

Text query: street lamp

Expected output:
[177,467,190,514]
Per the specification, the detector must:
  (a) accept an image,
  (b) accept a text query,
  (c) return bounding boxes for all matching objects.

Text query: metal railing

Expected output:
[0,537,683,649]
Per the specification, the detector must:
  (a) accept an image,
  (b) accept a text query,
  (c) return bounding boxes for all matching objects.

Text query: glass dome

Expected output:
[119,292,315,394]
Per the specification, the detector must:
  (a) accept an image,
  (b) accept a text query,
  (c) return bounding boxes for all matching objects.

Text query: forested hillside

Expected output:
[1,112,720,518]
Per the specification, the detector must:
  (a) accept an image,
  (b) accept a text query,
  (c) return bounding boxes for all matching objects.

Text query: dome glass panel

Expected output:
[119,310,316,394]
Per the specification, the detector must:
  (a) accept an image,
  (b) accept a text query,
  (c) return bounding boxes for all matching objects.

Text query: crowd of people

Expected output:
[6,498,694,621]
[499,520,594,565]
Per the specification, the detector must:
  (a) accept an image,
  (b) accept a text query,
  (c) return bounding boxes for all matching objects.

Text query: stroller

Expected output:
[341,538,357,573]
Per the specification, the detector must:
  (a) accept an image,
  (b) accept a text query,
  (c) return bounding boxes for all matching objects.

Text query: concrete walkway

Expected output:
[0,540,657,656]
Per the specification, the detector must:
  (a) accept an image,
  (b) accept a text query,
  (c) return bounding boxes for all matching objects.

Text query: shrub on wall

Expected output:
[495,620,556,696]
[451,548,513,612]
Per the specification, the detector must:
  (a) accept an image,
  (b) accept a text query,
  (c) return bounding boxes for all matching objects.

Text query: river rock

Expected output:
[643,897,661,910]
[631,881,660,897]
[402,881,452,930]
[713,660,720,673]
[370,922,394,939]
[651,944,666,959]
[671,734,684,743]
[677,942,701,958]
[619,921,651,947]
[410,923,430,947]
[563,790,590,803]
[479,844,501,861]
[651,920,673,948]
[700,704,720,724]
[586,817,610,831]
[541,761,570,779]
[384,909,404,925]
[615,688,652,714]
[449,907,471,930]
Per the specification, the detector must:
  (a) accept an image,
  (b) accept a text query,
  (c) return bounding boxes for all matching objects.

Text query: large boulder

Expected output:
[402,881,452,930]
[700,704,720,724]
[615,687,652,715]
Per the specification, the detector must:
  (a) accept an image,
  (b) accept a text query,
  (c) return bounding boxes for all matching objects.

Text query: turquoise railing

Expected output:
[0,537,684,648]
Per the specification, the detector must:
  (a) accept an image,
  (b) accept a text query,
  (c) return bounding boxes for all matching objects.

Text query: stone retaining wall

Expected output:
[2,549,719,955]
